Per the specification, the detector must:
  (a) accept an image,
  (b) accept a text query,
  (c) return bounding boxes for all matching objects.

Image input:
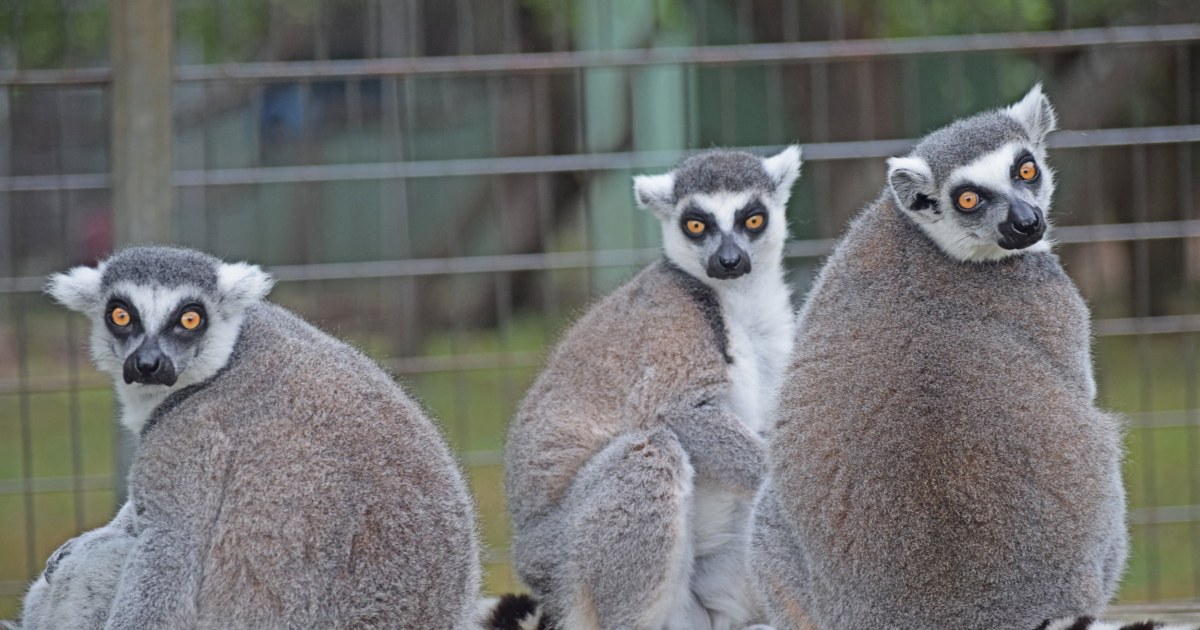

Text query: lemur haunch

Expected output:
[504,147,800,630]
[27,246,481,629]
[13,502,136,630]
[749,86,1128,630]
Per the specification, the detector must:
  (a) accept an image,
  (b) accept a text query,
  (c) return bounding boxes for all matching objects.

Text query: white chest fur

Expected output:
[681,267,795,623]
[714,268,795,435]
[689,266,794,558]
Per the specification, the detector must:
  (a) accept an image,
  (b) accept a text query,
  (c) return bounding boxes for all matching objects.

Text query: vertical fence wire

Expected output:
[1179,42,1200,601]
[54,85,86,535]
[1132,142,1160,601]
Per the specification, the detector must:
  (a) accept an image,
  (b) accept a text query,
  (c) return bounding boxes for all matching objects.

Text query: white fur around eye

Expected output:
[948,143,1023,194]
[690,191,758,232]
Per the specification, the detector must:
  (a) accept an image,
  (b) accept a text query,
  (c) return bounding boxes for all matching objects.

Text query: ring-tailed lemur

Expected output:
[749,86,1129,630]
[26,245,481,629]
[504,147,801,629]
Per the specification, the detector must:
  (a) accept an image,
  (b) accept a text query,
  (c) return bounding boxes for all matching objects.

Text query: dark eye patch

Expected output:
[105,297,142,336]
[735,199,768,235]
[1010,150,1040,182]
[948,184,998,214]
[165,300,208,335]
[680,205,715,240]
[734,200,766,222]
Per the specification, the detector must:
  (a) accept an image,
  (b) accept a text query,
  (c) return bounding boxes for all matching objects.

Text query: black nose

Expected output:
[707,237,751,279]
[997,197,1046,250]
[123,338,177,386]
[136,353,162,376]
[1010,209,1041,234]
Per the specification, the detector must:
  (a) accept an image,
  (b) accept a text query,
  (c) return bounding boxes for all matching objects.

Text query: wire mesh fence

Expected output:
[1,0,1200,619]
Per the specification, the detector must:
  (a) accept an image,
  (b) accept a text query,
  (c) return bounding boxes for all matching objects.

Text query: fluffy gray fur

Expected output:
[99,246,221,292]
[645,150,775,206]
[505,263,763,629]
[750,89,1127,629]
[507,148,800,630]
[37,246,481,629]
[13,502,137,630]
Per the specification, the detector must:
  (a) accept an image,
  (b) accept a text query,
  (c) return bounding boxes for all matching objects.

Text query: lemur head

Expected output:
[633,146,801,284]
[47,246,273,421]
[887,84,1058,262]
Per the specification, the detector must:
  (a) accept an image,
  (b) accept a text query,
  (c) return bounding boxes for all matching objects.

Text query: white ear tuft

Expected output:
[633,172,676,218]
[763,145,802,189]
[45,265,104,313]
[217,262,275,309]
[1005,83,1058,144]
[887,155,936,212]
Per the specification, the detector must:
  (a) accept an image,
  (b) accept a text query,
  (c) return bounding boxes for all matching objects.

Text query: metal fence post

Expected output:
[110,0,173,506]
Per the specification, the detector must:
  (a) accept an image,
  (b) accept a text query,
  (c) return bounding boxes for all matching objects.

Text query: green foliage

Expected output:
[175,0,272,64]
[0,0,108,69]
[522,0,691,45]
[870,0,1056,36]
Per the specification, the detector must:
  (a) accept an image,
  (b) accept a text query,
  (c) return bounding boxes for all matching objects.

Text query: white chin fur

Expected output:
[916,217,1052,262]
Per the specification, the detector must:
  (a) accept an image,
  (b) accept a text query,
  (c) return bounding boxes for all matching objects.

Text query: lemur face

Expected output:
[101,283,216,387]
[47,246,273,395]
[674,189,774,280]
[888,84,1058,262]
[634,146,801,284]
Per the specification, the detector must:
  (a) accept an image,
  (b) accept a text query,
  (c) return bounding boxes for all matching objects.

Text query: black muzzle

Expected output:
[123,338,178,386]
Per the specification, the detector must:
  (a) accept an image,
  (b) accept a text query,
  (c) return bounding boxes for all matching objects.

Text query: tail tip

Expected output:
[482,593,543,630]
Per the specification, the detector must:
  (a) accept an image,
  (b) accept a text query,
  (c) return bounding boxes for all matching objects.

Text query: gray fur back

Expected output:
[766,194,1127,629]
[130,302,481,628]
[505,261,730,597]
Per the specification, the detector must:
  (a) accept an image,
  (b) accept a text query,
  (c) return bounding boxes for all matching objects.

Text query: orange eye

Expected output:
[110,307,130,327]
[685,220,706,236]
[180,311,203,330]
[745,214,765,230]
[1018,161,1038,181]
[957,191,980,210]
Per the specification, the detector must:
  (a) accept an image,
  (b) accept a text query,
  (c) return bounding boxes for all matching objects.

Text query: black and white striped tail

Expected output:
[478,593,549,630]
[1038,617,1200,630]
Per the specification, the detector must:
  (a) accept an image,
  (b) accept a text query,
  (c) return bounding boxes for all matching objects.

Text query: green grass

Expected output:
[2,323,1200,618]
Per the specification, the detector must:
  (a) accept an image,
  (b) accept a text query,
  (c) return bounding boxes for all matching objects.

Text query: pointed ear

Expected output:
[1006,83,1058,144]
[762,145,802,205]
[217,261,275,310]
[45,265,104,313]
[763,144,801,189]
[633,172,676,218]
[887,156,938,213]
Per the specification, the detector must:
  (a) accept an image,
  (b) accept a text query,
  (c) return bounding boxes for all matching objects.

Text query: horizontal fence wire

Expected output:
[2,125,1198,193]
[1,23,1199,85]
[1,216,1200,294]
